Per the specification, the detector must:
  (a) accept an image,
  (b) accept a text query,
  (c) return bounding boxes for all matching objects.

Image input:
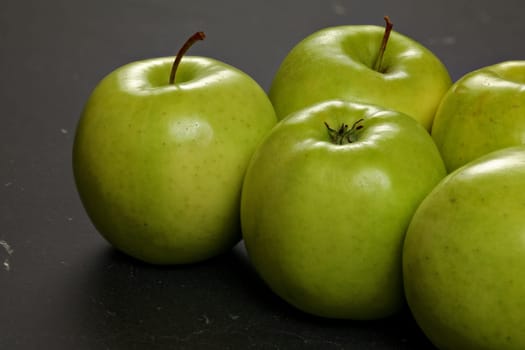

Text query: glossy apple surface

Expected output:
[74,56,277,264]
[241,100,446,319]
[432,61,525,172]
[269,24,452,130]
[403,147,525,349]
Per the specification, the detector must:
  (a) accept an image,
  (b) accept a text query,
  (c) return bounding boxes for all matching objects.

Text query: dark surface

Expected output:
[2,1,525,349]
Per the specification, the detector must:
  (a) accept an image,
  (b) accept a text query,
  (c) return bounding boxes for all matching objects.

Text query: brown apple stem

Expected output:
[169,31,206,85]
[373,16,393,73]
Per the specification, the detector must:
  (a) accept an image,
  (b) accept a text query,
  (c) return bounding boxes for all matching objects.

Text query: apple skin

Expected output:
[403,146,525,349]
[73,56,277,264]
[240,100,446,319]
[431,61,525,172]
[269,25,452,130]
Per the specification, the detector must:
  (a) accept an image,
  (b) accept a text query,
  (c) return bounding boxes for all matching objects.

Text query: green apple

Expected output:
[403,146,525,349]
[431,61,525,172]
[240,100,446,319]
[269,17,452,130]
[73,32,277,264]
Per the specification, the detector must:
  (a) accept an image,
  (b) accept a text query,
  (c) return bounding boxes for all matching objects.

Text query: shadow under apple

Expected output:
[61,240,435,349]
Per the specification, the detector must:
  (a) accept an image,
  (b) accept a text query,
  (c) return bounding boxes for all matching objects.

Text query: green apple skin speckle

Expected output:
[73,56,277,264]
[404,146,525,350]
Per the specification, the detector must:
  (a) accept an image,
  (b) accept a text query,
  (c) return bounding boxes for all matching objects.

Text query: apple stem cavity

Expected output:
[373,16,393,73]
[324,119,364,145]
[169,31,206,85]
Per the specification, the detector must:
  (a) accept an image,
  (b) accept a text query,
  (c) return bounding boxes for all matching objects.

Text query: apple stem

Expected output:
[324,119,364,145]
[169,31,206,85]
[373,16,393,73]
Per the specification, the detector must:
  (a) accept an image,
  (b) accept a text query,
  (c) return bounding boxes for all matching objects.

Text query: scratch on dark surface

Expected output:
[229,313,240,320]
[0,240,13,271]
[201,314,211,325]
[275,329,310,344]
[152,323,345,349]
[154,329,206,342]
[271,329,346,349]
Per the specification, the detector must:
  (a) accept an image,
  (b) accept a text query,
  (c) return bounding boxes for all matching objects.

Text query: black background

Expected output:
[2,1,524,349]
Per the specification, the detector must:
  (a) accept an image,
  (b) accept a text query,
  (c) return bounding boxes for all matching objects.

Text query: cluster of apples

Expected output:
[73,17,525,350]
